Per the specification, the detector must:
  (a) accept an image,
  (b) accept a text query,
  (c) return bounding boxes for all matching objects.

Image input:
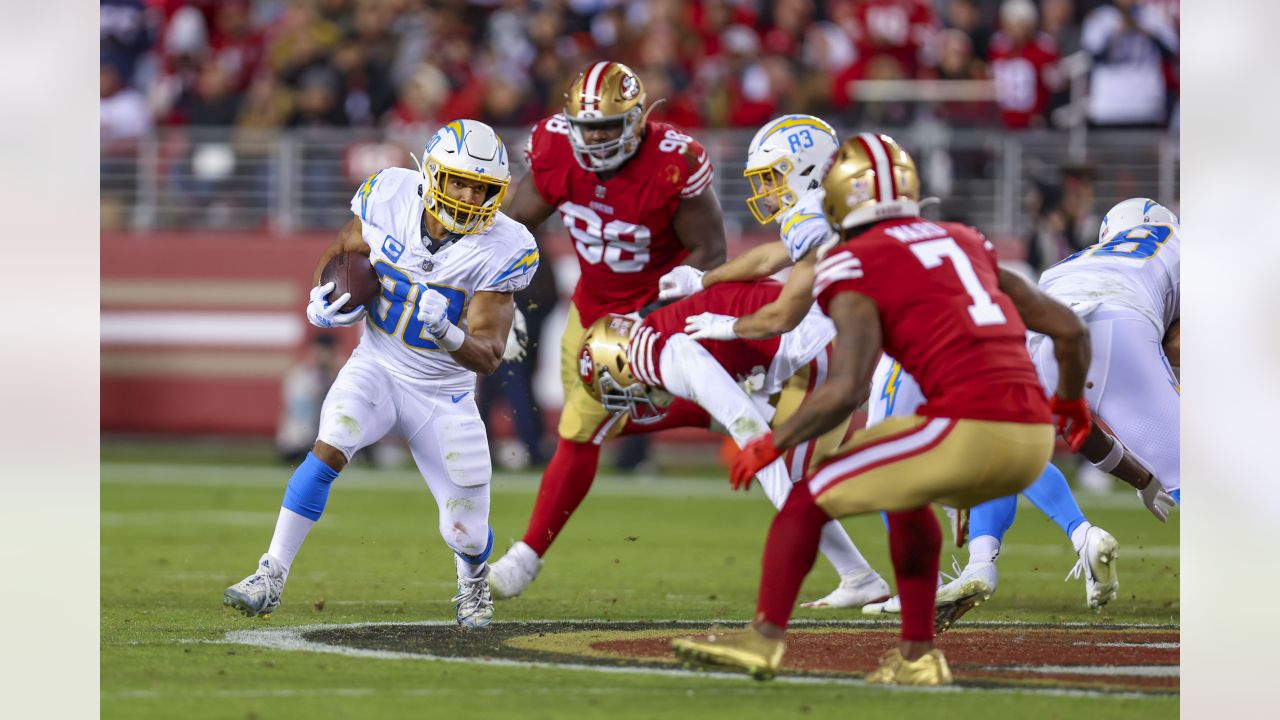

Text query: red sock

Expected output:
[521,438,601,555]
[887,506,942,643]
[755,482,830,629]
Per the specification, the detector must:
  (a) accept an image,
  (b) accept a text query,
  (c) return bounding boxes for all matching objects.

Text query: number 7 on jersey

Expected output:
[909,238,1008,327]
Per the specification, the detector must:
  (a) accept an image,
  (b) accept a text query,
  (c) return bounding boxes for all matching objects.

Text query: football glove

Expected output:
[730,433,782,491]
[416,288,452,337]
[1138,482,1176,523]
[502,307,529,363]
[306,282,365,328]
[684,312,738,341]
[1049,395,1091,452]
[657,265,705,301]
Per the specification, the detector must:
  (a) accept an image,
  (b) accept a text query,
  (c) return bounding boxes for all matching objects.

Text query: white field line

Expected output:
[1002,665,1179,678]
[100,462,1176,512]
[204,619,1176,700]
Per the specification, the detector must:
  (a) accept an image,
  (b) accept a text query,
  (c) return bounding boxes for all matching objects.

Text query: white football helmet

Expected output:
[422,119,511,234]
[744,114,840,224]
[1099,198,1179,244]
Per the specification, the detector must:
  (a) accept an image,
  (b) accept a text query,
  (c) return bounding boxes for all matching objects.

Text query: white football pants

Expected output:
[317,348,493,558]
[1029,306,1180,493]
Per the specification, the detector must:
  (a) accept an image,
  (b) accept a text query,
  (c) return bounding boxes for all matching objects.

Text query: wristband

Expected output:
[435,322,465,351]
[1092,436,1126,473]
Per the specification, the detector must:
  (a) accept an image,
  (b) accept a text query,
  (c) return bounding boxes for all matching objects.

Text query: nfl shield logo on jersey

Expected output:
[421,258,435,272]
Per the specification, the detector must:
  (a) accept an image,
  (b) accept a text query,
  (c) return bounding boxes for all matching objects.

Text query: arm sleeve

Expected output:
[657,333,795,507]
[679,139,715,198]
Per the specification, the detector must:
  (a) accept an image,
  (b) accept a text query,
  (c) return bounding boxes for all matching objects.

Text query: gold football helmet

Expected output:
[578,314,673,424]
[563,61,647,172]
[821,133,921,232]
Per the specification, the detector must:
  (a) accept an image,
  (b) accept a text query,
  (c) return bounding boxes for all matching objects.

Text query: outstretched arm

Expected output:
[730,255,818,339]
[703,242,793,287]
[998,267,1090,400]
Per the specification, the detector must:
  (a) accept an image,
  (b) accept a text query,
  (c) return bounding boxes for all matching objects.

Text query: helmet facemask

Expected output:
[744,157,800,224]
[597,371,673,425]
[566,107,644,173]
[424,160,508,234]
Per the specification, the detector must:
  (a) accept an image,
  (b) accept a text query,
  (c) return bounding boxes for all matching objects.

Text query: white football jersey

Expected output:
[348,167,539,380]
[1037,222,1180,333]
[778,190,834,263]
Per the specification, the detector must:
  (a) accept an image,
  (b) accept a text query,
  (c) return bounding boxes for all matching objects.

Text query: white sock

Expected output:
[267,507,315,575]
[1070,521,1094,552]
[455,554,486,580]
[818,520,875,578]
[968,535,1001,565]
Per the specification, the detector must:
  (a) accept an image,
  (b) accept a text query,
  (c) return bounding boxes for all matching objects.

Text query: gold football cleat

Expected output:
[865,648,953,686]
[671,629,785,681]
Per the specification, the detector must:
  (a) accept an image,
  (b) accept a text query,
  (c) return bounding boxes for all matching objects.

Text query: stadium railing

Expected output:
[101,125,1178,240]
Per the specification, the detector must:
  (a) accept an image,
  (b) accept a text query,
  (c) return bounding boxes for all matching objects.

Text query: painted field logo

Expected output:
[224,620,1177,696]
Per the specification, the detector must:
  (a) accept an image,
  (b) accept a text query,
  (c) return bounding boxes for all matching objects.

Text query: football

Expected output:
[319,251,380,313]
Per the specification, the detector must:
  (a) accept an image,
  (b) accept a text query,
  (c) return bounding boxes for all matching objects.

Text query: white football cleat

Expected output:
[453,567,494,629]
[1066,526,1119,610]
[223,553,286,617]
[801,571,892,609]
[862,594,901,615]
[487,541,543,599]
[934,560,997,633]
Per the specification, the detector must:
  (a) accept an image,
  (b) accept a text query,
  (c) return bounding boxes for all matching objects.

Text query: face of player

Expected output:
[755,171,783,214]
[577,118,626,146]
[444,176,490,206]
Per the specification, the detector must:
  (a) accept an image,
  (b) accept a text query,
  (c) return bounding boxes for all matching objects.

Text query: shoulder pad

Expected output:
[351,167,419,229]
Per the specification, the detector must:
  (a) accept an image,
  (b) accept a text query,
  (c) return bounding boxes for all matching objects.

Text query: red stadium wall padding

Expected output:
[101,231,779,439]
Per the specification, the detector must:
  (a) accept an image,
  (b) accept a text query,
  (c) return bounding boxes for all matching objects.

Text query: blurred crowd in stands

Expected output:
[102,0,1179,144]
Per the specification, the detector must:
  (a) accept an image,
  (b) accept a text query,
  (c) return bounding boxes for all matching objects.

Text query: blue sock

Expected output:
[969,493,1019,543]
[1022,463,1087,539]
[1170,488,1180,505]
[456,528,495,565]
[282,452,340,521]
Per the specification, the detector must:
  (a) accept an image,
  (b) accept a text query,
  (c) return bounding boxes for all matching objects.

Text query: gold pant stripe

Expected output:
[810,416,1054,518]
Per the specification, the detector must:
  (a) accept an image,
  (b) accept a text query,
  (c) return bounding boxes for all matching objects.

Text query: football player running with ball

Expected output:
[487,62,727,597]
[672,134,1092,685]
[223,120,539,629]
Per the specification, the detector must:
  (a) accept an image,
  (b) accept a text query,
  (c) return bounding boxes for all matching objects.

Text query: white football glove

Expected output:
[416,288,452,337]
[502,307,529,362]
[684,312,738,341]
[306,282,365,328]
[658,265,705,301]
[1137,482,1176,523]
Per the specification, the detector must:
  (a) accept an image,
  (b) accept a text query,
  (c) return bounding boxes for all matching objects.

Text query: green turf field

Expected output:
[102,447,1179,718]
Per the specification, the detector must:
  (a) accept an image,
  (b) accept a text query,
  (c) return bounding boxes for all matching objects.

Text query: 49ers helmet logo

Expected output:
[578,347,595,385]
[620,75,641,101]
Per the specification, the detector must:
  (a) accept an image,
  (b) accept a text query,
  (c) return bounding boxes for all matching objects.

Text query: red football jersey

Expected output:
[629,281,784,389]
[813,218,1049,423]
[988,32,1060,129]
[842,0,938,77]
[525,116,715,325]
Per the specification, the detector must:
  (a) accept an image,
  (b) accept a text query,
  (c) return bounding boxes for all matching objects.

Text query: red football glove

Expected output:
[1050,395,1092,452]
[730,434,782,491]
